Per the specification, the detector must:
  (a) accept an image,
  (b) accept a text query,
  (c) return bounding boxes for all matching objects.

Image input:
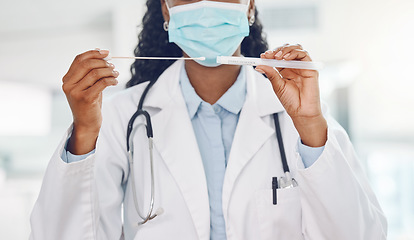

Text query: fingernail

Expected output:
[95,47,100,51]
[114,79,119,85]
[275,51,283,58]
[109,63,115,68]
[99,49,109,55]
[255,68,265,74]
[265,50,273,54]
[284,53,291,59]
[113,70,119,77]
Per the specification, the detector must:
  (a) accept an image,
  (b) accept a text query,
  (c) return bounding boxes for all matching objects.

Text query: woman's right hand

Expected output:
[62,49,119,155]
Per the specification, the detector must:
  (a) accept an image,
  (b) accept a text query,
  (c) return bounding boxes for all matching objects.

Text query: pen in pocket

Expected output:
[272,177,278,205]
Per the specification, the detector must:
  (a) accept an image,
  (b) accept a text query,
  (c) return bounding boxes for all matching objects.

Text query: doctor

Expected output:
[30,0,387,239]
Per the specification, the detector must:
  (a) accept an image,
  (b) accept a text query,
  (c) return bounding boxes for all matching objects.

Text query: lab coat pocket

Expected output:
[255,187,304,240]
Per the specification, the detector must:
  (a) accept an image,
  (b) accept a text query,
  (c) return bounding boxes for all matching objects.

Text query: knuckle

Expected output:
[102,77,111,84]
[90,69,101,78]
[77,92,90,103]
[102,77,114,86]
[62,83,68,93]
[82,94,93,103]
[80,60,91,69]
[71,90,82,100]
[74,54,83,63]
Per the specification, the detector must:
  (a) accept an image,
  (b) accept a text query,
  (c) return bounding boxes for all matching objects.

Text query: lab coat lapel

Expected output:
[142,60,210,240]
[222,67,285,217]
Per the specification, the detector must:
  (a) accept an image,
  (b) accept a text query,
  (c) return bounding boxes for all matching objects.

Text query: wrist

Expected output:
[292,115,327,147]
[67,124,100,155]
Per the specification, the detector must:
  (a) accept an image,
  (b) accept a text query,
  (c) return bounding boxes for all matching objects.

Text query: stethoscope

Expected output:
[126,75,297,226]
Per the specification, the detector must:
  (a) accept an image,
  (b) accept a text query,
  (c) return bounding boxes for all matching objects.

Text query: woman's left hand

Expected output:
[255,44,327,147]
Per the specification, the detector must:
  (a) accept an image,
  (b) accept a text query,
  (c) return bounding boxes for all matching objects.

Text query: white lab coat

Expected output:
[30,60,387,240]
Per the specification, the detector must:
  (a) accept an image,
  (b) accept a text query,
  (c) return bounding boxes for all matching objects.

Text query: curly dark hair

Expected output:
[126,0,269,88]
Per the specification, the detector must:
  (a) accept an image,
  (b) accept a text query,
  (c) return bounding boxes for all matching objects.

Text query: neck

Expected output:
[184,49,242,105]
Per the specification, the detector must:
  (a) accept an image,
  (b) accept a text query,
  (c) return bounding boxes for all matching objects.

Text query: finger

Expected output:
[63,50,111,83]
[75,68,119,91]
[272,44,289,54]
[64,57,112,84]
[68,49,110,72]
[86,77,119,99]
[275,43,289,52]
[255,65,286,96]
[260,44,289,59]
[261,50,276,60]
[260,52,284,72]
[64,59,114,85]
[283,49,312,62]
[278,69,304,86]
[274,44,304,60]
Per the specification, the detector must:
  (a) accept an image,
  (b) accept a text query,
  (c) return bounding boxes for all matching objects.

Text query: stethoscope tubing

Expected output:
[127,81,158,226]
[273,113,290,173]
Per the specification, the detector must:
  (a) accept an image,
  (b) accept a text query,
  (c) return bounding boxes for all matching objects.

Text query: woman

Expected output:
[30,0,387,239]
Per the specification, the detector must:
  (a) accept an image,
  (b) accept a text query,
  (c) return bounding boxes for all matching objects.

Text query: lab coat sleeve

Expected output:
[295,117,388,239]
[297,141,324,168]
[30,100,128,240]
[61,136,95,163]
[29,126,99,240]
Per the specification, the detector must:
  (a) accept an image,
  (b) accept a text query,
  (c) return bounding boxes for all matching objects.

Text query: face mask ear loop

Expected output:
[165,0,171,11]
[246,0,255,26]
[164,0,171,32]
[246,0,251,13]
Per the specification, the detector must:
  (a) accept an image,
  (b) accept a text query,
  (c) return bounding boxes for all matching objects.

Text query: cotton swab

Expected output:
[104,56,206,61]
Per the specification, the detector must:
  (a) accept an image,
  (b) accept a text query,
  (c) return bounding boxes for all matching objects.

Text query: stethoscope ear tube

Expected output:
[127,80,157,151]
[273,113,290,173]
[127,110,153,150]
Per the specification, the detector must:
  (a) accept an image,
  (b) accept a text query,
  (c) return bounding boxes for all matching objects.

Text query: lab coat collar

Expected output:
[137,59,284,115]
[249,68,285,116]
[179,64,203,119]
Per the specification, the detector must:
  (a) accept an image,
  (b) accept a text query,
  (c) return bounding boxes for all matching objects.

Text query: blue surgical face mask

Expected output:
[167,0,250,67]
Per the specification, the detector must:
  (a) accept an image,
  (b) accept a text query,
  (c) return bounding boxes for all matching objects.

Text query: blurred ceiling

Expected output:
[0,0,139,34]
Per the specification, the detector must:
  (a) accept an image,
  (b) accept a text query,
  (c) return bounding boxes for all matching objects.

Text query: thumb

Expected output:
[255,65,286,95]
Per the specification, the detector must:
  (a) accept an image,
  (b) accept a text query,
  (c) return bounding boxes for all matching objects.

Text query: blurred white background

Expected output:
[0,0,413,239]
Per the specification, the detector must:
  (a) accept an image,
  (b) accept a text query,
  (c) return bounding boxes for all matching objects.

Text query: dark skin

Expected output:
[64,0,327,156]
